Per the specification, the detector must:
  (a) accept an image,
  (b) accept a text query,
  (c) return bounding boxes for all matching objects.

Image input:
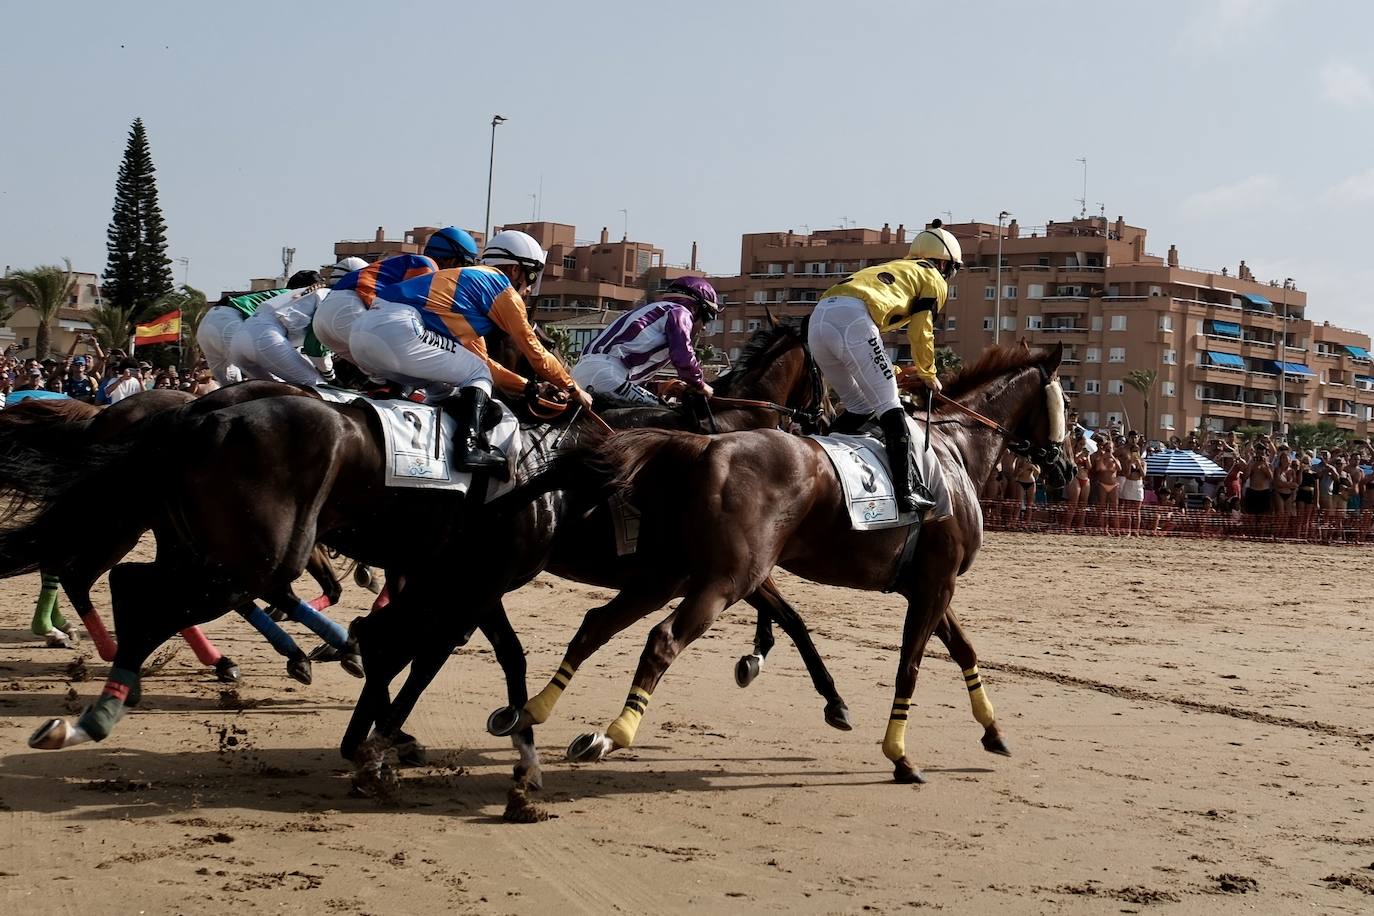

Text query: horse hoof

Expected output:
[286,654,313,686]
[340,652,365,679]
[824,701,853,731]
[394,739,427,768]
[215,657,241,684]
[514,764,543,792]
[893,758,926,785]
[982,732,1012,757]
[29,718,86,750]
[486,706,523,738]
[354,564,381,593]
[734,654,762,688]
[567,732,611,763]
[43,629,76,649]
[267,607,288,623]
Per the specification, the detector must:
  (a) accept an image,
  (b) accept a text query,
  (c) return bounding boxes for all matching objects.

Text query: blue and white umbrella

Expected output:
[1144,449,1226,478]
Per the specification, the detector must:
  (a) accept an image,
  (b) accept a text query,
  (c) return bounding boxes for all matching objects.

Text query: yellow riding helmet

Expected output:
[907,219,963,266]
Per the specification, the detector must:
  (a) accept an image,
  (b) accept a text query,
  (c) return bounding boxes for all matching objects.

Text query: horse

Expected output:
[515,344,1070,784]
[0,385,358,685]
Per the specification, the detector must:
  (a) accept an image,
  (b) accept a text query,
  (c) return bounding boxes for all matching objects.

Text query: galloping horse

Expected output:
[517,344,1070,783]
[0,384,356,684]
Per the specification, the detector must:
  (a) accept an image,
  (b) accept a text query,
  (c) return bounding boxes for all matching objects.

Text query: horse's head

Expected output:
[713,320,823,429]
[942,342,1073,488]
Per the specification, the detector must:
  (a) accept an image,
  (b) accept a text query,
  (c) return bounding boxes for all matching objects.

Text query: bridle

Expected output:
[698,328,824,433]
[922,364,1066,463]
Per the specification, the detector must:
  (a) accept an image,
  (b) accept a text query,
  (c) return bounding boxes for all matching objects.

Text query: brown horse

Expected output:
[520,344,1069,783]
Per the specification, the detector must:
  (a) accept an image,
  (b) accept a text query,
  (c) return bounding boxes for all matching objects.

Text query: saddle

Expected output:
[824,411,938,509]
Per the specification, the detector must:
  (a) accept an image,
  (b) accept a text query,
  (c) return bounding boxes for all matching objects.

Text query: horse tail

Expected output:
[595,428,713,498]
[0,399,100,494]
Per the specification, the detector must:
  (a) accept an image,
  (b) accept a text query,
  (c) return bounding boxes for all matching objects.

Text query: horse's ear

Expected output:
[1044,341,1064,373]
[1018,338,1031,352]
[763,304,779,328]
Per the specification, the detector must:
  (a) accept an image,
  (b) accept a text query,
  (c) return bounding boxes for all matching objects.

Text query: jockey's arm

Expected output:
[905,304,940,390]
[487,289,574,389]
[664,306,707,389]
[463,335,530,394]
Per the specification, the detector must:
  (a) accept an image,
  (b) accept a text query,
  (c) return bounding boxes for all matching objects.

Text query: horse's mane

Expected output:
[939,346,1048,404]
[716,322,803,385]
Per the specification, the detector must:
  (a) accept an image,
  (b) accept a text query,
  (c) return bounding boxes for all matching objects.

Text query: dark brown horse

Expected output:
[520,344,1069,783]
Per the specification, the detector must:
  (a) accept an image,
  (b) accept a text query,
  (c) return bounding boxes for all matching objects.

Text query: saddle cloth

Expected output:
[809,416,952,531]
[315,385,520,496]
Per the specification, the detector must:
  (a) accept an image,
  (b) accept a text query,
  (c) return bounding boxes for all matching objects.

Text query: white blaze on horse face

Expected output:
[1046,378,1067,443]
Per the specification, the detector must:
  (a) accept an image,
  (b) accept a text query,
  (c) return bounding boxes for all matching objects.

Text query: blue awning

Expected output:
[1356,374,1374,384]
[1270,360,1313,376]
[1343,344,1371,359]
[1206,319,1241,337]
[1206,351,1246,369]
[1240,292,1273,308]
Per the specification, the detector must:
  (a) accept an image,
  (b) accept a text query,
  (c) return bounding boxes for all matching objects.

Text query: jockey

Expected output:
[229,262,365,385]
[313,227,480,363]
[349,229,592,471]
[572,276,719,406]
[197,283,296,385]
[808,219,960,513]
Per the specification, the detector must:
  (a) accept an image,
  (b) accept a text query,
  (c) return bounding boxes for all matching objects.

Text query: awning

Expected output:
[1356,374,1374,384]
[1343,344,1371,359]
[1271,360,1313,376]
[1206,319,1241,337]
[1240,292,1273,308]
[1205,351,1246,369]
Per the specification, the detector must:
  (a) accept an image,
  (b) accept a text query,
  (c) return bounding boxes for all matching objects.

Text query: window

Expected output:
[983,316,994,331]
[1159,315,1173,331]
[561,255,576,269]
[1148,285,1162,297]
[807,262,825,275]
[1086,347,1101,363]
[1159,413,1175,430]
[948,285,957,299]
[1038,256,1050,266]
[1084,379,1101,394]
[706,320,723,336]
[832,262,845,274]
[767,263,784,275]
[1026,315,1043,329]
[1163,349,1177,365]
[1082,411,1099,427]
[1027,283,1044,299]
[984,286,996,300]
[1001,316,1016,331]
[1106,412,1123,426]
[1161,381,1176,397]
[1003,285,1017,299]
[946,317,957,331]
[730,319,743,333]
[728,348,740,361]
[752,290,767,303]
[636,252,651,276]
[1110,314,1127,331]
[1107,380,1124,395]
[1091,316,1103,331]
[747,319,762,331]
[1108,347,1126,363]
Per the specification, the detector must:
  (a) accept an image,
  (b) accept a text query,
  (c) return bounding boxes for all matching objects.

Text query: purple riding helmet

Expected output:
[663,277,720,320]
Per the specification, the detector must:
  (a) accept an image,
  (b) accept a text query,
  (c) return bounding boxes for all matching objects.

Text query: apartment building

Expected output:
[708,217,1374,438]
[333,225,483,265]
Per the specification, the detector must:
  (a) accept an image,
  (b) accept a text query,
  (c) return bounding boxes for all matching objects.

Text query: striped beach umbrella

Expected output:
[1144,449,1226,478]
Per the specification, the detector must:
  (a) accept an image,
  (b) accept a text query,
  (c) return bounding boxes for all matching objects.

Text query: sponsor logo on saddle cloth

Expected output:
[810,417,952,531]
[316,386,521,497]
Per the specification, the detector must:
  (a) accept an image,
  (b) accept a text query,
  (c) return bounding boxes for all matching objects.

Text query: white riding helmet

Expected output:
[329,256,369,284]
[907,219,963,275]
[482,230,548,295]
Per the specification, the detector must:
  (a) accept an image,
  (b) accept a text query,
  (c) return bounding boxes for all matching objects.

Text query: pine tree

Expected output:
[102,118,173,328]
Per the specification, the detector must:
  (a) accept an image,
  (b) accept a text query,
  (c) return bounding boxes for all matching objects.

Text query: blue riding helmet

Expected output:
[424,227,480,266]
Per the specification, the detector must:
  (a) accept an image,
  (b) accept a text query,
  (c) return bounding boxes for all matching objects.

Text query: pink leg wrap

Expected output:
[81,611,118,662]
[179,627,222,665]
[371,587,390,612]
[308,594,332,611]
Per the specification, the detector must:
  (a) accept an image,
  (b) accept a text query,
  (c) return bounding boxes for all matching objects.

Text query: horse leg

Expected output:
[737,577,851,731]
[882,573,956,784]
[466,604,542,788]
[269,587,362,678]
[304,544,344,610]
[340,601,414,764]
[568,586,732,763]
[735,593,776,687]
[32,570,77,647]
[233,601,312,684]
[495,576,681,736]
[176,626,240,683]
[933,609,1008,756]
[29,562,182,749]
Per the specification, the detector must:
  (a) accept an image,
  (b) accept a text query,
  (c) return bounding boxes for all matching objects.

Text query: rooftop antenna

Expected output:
[280,246,295,285]
[943,210,954,223]
[1076,156,1088,218]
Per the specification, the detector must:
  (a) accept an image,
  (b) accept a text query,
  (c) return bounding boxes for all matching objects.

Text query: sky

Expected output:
[2,0,1373,330]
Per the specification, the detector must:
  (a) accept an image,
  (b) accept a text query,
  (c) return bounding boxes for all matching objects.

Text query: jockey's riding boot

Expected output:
[879,406,920,515]
[452,386,506,473]
[829,410,873,435]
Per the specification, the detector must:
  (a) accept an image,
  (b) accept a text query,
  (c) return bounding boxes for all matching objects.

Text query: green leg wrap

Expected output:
[76,667,138,741]
[31,574,61,636]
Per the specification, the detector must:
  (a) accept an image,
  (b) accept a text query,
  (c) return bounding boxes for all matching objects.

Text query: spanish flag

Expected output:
[134,310,181,346]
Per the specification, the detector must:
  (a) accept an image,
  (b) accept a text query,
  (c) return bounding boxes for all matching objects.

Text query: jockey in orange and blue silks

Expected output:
[809,219,961,513]
[572,277,720,407]
[313,227,480,363]
[348,229,591,471]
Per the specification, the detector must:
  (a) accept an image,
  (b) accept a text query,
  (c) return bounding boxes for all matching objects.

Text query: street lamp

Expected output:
[1279,276,1294,439]
[484,115,507,242]
[994,211,1010,345]
[175,257,189,287]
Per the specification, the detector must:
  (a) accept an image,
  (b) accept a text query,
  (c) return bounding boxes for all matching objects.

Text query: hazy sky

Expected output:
[3,0,1373,330]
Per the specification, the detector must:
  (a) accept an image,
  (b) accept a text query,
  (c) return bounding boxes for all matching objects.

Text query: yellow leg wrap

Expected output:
[881,698,911,762]
[525,659,577,724]
[605,687,651,749]
[963,666,996,727]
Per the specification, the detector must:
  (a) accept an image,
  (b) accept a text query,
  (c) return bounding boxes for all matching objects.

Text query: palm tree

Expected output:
[935,346,963,377]
[87,305,134,353]
[1124,368,1158,436]
[0,259,74,358]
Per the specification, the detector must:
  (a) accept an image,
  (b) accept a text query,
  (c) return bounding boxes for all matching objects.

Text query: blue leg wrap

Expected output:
[237,604,302,658]
[286,600,349,650]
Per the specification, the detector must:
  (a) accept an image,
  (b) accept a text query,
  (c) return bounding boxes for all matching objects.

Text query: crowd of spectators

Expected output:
[2,336,218,408]
[985,409,1374,543]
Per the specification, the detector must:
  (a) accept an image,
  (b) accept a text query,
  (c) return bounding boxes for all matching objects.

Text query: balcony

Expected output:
[1035,325,1089,335]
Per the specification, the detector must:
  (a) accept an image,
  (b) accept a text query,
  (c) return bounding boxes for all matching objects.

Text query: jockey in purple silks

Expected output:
[571,276,721,407]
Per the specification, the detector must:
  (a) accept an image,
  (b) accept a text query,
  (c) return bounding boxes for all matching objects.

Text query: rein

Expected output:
[917,364,1061,464]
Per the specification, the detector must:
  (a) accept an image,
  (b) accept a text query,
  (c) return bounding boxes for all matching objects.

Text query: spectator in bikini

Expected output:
[1012,454,1039,520]
[1093,439,1122,531]
[1064,434,1090,529]
[1273,447,1297,529]
[1119,447,1146,534]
